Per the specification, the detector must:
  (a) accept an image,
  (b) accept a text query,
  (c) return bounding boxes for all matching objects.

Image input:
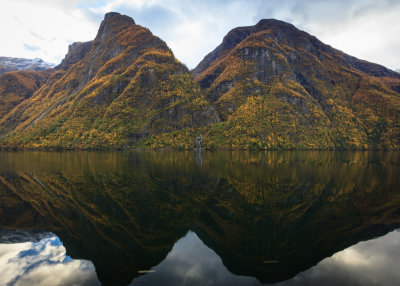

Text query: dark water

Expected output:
[0,151,399,286]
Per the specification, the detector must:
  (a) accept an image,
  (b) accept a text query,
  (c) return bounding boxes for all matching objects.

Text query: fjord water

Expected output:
[0,151,399,286]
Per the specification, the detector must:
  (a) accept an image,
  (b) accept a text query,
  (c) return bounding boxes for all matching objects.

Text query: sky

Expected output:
[0,0,400,70]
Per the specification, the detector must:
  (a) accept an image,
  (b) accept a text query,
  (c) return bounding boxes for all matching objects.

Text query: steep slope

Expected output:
[0,12,218,149]
[0,57,52,74]
[0,70,50,119]
[194,19,400,149]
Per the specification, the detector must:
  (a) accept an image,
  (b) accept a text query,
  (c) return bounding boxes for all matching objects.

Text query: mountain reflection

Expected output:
[0,151,399,285]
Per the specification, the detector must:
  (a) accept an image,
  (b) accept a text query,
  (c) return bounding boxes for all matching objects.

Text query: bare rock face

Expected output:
[56,41,93,70]
[0,57,52,74]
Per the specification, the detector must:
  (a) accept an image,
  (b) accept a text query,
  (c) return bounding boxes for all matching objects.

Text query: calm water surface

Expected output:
[0,151,399,286]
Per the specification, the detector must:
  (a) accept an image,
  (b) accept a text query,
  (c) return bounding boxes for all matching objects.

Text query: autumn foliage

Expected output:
[0,15,399,150]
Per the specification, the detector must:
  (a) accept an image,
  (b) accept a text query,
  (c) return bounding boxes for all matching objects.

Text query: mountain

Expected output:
[193,19,400,149]
[0,15,399,150]
[0,12,218,149]
[0,57,52,74]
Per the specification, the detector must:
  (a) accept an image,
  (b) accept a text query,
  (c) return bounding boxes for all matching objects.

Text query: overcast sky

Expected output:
[1,0,400,70]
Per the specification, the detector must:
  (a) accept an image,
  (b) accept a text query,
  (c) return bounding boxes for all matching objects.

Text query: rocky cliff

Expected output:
[56,41,93,70]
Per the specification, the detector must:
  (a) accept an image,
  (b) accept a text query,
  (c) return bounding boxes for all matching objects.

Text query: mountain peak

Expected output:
[102,11,135,26]
[255,18,295,28]
[192,18,305,77]
[96,12,136,42]
[104,12,121,19]
[104,11,135,24]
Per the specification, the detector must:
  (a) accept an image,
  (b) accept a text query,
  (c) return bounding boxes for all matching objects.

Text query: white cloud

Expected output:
[253,0,400,70]
[0,0,98,64]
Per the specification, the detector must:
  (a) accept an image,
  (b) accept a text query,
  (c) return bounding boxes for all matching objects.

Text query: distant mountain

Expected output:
[396,69,400,73]
[0,15,399,149]
[193,19,400,149]
[0,57,52,74]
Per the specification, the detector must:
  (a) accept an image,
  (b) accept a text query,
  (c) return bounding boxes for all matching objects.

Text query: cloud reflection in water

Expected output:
[277,229,400,286]
[131,229,400,286]
[131,231,260,286]
[0,236,99,286]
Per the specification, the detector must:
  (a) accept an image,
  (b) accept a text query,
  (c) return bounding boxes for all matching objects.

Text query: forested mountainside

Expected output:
[0,12,218,149]
[193,19,400,149]
[0,13,399,149]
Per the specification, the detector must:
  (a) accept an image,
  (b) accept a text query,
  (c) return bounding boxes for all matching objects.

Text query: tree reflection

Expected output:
[0,151,399,285]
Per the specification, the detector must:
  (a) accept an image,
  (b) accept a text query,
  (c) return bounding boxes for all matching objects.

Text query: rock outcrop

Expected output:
[56,41,93,70]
